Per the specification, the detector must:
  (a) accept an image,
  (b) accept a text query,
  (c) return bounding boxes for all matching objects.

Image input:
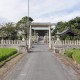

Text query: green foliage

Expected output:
[0,48,17,62]
[64,50,73,58]
[16,16,33,28]
[64,49,80,64]
[0,22,17,40]
[52,16,80,40]
[72,49,80,63]
[16,16,33,38]
[0,16,33,40]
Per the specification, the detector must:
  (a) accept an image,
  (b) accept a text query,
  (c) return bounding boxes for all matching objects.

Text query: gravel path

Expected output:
[2,43,75,80]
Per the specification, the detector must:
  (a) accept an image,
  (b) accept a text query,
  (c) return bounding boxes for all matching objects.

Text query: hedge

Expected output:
[0,48,17,62]
[72,49,80,64]
[64,49,80,64]
[64,50,73,58]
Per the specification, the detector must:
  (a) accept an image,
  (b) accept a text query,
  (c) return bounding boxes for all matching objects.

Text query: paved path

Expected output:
[2,43,75,80]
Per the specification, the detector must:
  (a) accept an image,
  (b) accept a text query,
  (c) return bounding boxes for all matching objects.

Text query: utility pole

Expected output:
[27,0,29,39]
[26,0,29,52]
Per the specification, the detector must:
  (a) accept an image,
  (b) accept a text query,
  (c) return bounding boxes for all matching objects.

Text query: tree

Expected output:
[16,16,33,38]
[16,16,33,27]
[52,16,80,40]
[0,23,17,40]
[52,21,69,35]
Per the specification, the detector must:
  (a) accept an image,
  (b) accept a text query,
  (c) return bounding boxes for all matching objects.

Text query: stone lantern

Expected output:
[19,24,26,41]
[55,30,62,45]
[56,30,60,40]
[55,30,64,54]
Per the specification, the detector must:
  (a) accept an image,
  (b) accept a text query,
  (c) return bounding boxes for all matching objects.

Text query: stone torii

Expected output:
[28,22,56,49]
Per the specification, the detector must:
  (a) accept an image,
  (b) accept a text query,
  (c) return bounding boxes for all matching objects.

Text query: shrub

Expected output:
[72,49,80,64]
[64,50,73,58]
[0,48,17,62]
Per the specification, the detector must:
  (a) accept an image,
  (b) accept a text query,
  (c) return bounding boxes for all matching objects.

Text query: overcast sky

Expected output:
[0,0,80,23]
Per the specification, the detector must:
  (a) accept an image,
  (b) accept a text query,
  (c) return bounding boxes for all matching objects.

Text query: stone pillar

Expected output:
[49,25,51,49]
[46,32,48,44]
[37,33,38,43]
[34,30,36,43]
[29,25,32,49]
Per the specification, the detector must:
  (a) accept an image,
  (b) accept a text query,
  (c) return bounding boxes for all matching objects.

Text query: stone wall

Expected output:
[52,40,80,54]
[0,40,28,53]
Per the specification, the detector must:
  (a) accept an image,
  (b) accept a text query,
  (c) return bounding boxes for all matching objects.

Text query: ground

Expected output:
[1,43,79,80]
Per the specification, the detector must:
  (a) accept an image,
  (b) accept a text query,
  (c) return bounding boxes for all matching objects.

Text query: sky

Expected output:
[0,0,80,23]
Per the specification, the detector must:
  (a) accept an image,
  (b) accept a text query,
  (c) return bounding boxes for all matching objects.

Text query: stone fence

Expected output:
[0,40,28,53]
[52,40,80,54]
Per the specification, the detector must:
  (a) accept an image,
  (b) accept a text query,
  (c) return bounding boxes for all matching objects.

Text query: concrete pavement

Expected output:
[2,43,76,80]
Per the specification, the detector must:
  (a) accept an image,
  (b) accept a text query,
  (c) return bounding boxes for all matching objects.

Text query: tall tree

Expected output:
[16,16,33,27]
[16,16,33,38]
[0,22,17,40]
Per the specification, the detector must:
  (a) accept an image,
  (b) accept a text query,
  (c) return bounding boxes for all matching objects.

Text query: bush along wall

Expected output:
[0,48,17,62]
[64,49,80,64]
[72,49,80,64]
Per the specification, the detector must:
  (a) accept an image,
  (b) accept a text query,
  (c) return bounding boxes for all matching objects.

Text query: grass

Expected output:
[72,49,80,64]
[64,49,80,64]
[64,50,73,58]
[0,48,17,62]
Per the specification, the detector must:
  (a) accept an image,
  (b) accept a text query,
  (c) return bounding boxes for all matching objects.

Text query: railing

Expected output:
[0,40,28,52]
[0,40,28,45]
[61,40,80,45]
[0,40,21,45]
[52,40,80,54]
[52,40,80,45]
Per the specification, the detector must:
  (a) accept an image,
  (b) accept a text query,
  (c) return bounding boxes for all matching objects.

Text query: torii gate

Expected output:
[28,22,56,49]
